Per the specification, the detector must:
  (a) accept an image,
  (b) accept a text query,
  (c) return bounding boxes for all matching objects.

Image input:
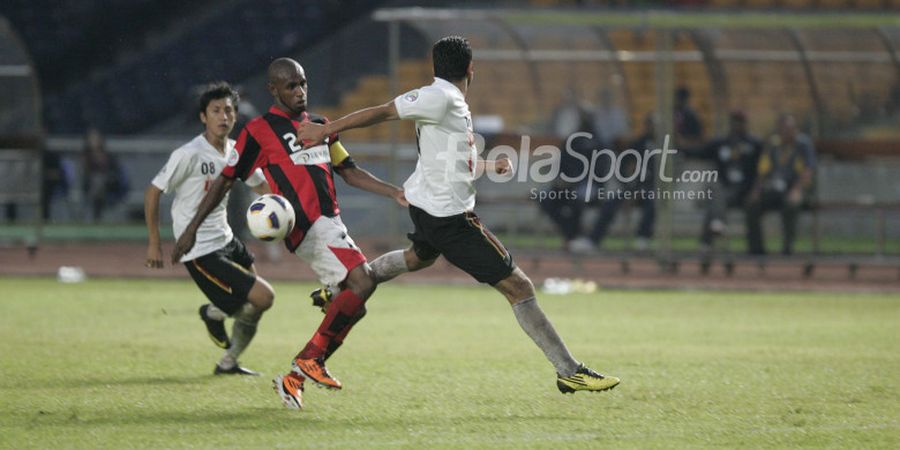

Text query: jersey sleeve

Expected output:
[222,127,264,181]
[394,86,449,124]
[151,148,190,194]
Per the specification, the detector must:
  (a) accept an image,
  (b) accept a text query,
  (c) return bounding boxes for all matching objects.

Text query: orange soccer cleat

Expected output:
[293,357,342,390]
[273,372,305,409]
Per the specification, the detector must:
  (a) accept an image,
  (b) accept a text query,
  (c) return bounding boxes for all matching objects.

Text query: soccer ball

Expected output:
[246,194,295,241]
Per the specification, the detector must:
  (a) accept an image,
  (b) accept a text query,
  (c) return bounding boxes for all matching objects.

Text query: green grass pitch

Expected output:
[1,278,897,449]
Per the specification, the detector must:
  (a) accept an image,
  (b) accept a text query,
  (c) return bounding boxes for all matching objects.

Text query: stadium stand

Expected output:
[0,0,386,134]
[308,20,896,142]
[0,1,216,96]
[2,0,895,137]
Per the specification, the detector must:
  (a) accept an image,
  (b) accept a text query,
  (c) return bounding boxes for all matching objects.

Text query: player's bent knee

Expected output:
[247,278,275,311]
[495,268,536,304]
[404,247,436,272]
[410,257,437,272]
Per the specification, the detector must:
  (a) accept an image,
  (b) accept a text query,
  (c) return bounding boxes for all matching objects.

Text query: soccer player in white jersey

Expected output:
[145,81,276,376]
[299,36,620,394]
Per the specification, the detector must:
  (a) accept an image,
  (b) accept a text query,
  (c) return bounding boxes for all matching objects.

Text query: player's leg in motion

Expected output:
[310,247,434,312]
[216,275,275,374]
[309,248,435,364]
[322,248,434,360]
[199,303,230,348]
[186,243,275,375]
[369,248,432,283]
[294,264,376,390]
[494,268,620,393]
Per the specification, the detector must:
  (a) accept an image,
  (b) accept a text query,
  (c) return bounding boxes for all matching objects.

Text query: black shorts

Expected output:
[184,238,257,315]
[407,205,515,285]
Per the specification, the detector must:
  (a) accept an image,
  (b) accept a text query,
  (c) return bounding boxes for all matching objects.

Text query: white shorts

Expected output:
[296,215,367,286]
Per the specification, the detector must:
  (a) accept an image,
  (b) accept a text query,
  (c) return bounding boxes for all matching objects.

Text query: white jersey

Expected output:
[152,134,265,262]
[394,77,477,217]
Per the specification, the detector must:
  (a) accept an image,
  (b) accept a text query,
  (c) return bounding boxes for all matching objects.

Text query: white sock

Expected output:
[512,297,580,377]
[369,250,409,284]
[219,303,260,368]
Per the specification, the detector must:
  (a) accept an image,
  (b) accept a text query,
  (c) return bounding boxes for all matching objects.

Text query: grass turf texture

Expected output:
[1,278,897,449]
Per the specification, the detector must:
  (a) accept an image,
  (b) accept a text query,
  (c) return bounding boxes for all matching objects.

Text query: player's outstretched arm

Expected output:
[297,101,399,143]
[338,166,407,207]
[171,175,234,264]
[144,185,164,268]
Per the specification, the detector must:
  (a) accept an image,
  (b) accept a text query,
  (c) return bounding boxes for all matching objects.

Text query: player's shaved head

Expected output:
[267,57,308,116]
[268,57,304,83]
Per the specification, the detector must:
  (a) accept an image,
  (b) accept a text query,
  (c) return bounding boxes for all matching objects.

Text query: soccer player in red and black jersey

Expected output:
[172,58,406,410]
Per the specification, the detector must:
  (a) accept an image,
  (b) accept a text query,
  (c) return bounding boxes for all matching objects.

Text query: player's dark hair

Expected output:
[432,36,472,82]
[199,81,239,115]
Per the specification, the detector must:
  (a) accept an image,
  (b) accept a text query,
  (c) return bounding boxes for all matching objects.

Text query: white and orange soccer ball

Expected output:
[246,194,295,241]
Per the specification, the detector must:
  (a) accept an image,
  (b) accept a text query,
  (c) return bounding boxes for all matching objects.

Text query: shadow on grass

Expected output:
[17,405,579,431]
[18,407,276,428]
[76,374,221,388]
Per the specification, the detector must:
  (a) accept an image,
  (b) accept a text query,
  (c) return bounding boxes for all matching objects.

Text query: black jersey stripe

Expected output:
[305,165,336,217]
[267,164,311,248]
[265,112,336,217]
[264,113,300,157]
[234,132,261,181]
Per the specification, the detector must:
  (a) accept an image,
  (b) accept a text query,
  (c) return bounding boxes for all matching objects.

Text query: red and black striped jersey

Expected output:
[222,106,356,251]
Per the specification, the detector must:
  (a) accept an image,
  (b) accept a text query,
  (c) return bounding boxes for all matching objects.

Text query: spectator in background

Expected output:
[551,88,584,138]
[539,106,604,253]
[579,113,658,252]
[687,111,762,250]
[592,85,629,150]
[673,86,703,149]
[42,150,71,221]
[3,139,70,222]
[745,114,816,256]
[82,127,129,221]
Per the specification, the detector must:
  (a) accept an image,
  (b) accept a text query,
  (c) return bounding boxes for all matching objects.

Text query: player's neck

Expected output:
[203,131,227,154]
[275,104,304,119]
[453,79,468,96]
[445,78,468,97]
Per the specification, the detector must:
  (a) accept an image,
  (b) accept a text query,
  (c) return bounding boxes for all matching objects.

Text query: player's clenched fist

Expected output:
[296,121,327,145]
[494,157,513,175]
